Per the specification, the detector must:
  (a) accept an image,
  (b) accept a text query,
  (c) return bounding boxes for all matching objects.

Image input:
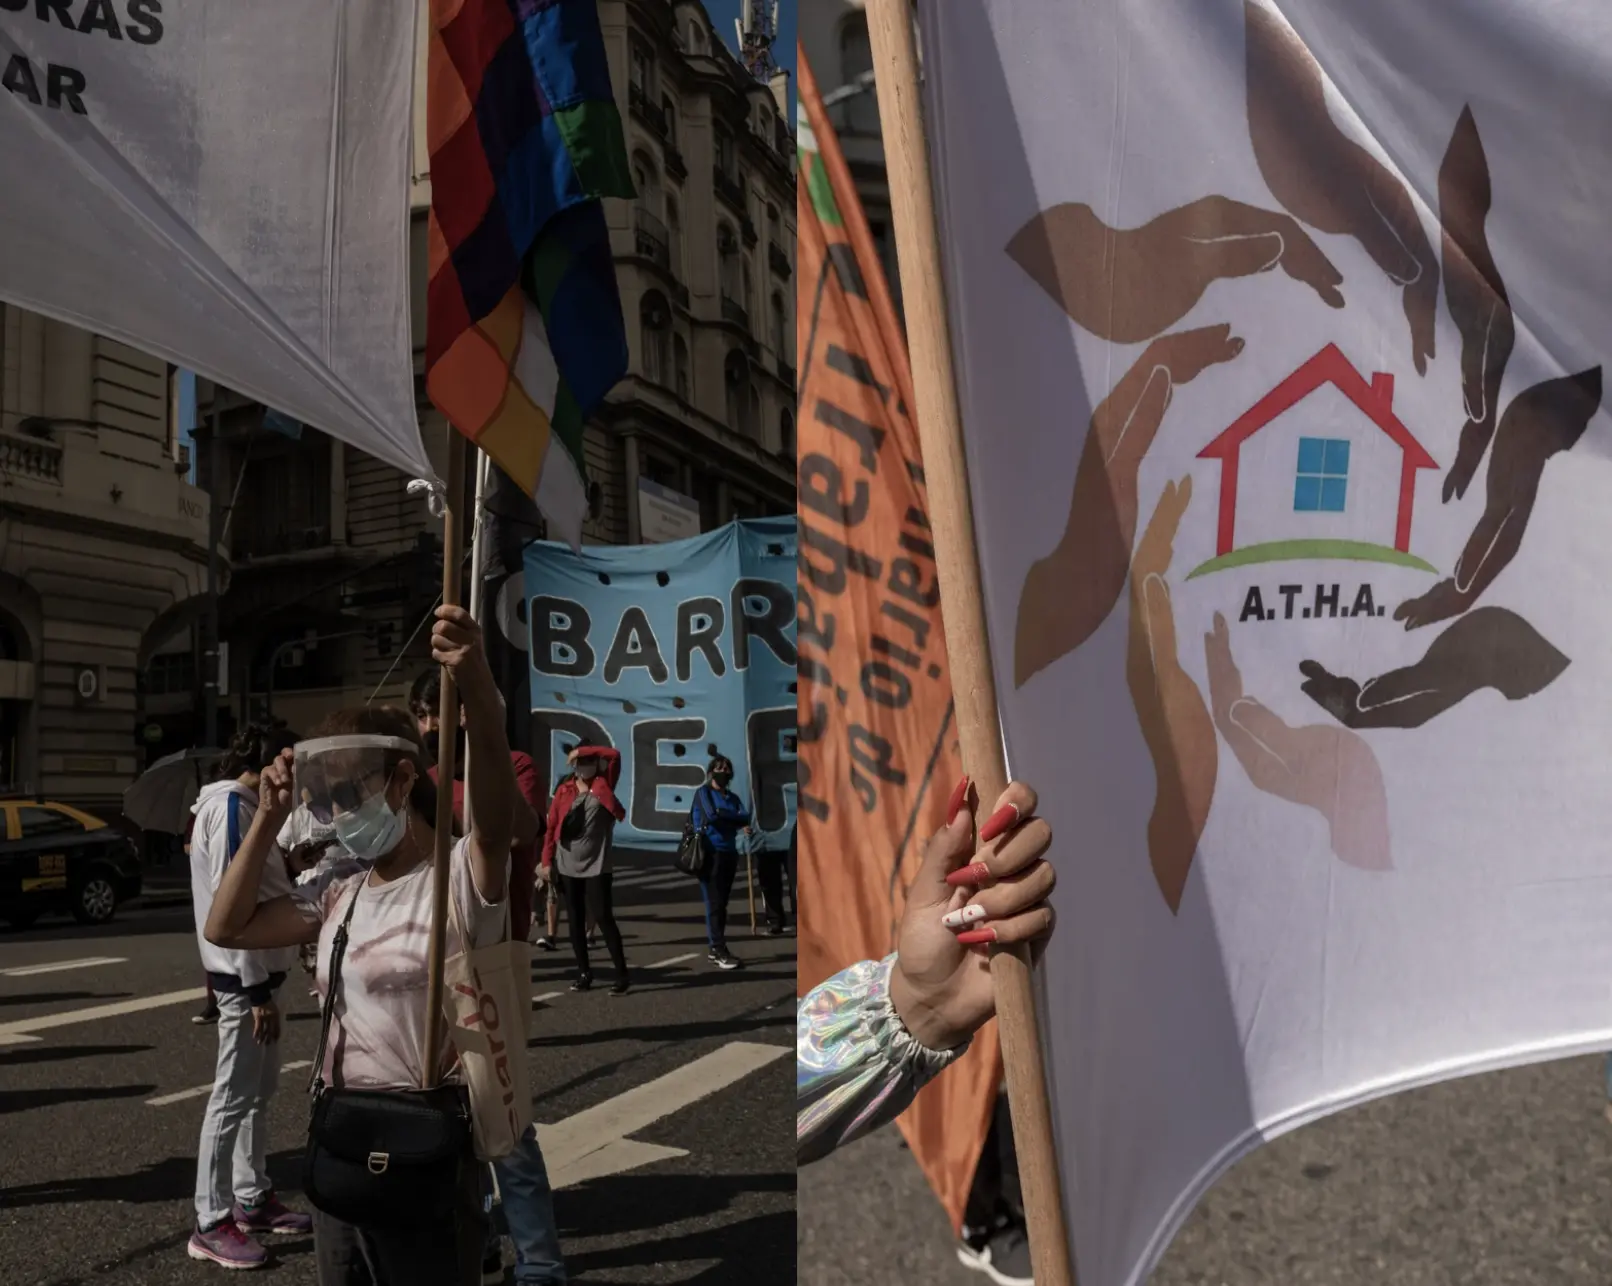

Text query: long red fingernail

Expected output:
[955,926,997,946]
[945,862,991,888]
[946,776,971,827]
[979,803,1021,845]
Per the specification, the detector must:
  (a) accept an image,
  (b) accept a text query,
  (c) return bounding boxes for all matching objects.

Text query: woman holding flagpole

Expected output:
[796,779,1056,1163]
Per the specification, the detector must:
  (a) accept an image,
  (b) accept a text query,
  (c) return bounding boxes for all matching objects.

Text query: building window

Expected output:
[770,292,787,359]
[674,335,691,403]
[688,20,704,53]
[746,385,762,439]
[743,262,754,315]
[725,351,747,434]
[630,41,652,95]
[632,152,668,271]
[838,14,878,134]
[146,651,196,697]
[663,95,678,149]
[779,409,795,457]
[718,224,742,305]
[640,292,671,387]
[1294,437,1349,512]
[715,127,736,180]
[666,195,683,279]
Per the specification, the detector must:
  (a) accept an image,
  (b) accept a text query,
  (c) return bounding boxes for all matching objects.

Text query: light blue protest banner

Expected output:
[523,517,797,850]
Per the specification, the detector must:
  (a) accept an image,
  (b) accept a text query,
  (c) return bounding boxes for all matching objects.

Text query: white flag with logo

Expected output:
[921,2,1612,1281]
[0,1,427,478]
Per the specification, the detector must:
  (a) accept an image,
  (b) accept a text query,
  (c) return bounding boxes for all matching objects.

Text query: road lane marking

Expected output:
[0,956,128,978]
[648,952,699,969]
[0,987,207,1046]
[538,1040,788,1186]
[146,1060,313,1106]
[532,990,565,1004]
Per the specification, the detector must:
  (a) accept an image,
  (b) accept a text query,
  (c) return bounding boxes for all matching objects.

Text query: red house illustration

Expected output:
[1197,344,1439,559]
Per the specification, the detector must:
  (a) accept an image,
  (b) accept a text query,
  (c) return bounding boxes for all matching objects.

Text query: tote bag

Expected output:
[441,892,533,1161]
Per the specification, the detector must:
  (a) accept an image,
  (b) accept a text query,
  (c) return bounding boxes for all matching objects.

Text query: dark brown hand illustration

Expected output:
[1396,367,1602,629]
[1015,324,1244,686]
[1204,614,1390,871]
[1299,607,1569,730]
[1006,196,1343,344]
[1127,478,1218,914]
[1439,106,1515,503]
[1245,0,1439,373]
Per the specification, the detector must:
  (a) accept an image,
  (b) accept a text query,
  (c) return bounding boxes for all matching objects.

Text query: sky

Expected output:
[704,0,798,117]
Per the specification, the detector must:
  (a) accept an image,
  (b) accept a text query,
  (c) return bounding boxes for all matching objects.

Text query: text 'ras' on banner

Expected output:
[523,517,797,851]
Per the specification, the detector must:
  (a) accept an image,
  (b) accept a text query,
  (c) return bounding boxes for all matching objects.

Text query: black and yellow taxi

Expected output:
[0,798,143,929]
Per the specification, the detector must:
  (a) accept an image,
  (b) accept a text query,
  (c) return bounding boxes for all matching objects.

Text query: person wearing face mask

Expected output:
[186,724,314,1270]
[541,745,628,994]
[202,605,518,1286]
[408,667,568,1286]
[690,754,752,971]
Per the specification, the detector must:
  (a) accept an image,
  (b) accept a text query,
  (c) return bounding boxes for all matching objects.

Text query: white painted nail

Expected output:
[941,903,986,930]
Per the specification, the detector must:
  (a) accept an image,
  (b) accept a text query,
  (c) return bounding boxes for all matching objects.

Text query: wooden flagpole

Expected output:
[422,426,468,1087]
[861,2,1077,1282]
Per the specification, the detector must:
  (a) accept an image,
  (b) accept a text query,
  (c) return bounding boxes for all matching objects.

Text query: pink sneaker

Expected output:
[187,1219,268,1269]
[233,1192,313,1236]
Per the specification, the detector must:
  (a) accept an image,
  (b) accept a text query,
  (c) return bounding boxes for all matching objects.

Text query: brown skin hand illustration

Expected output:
[1006,196,1343,344]
[1015,324,1244,686]
[1439,106,1515,503]
[1205,614,1390,871]
[1245,0,1439,374]
[1127,478,1217,914]
[1299,607,1569,731]
[1396,367,1602,629]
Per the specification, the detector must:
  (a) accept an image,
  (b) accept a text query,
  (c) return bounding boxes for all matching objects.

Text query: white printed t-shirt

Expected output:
[290,837,507,1091]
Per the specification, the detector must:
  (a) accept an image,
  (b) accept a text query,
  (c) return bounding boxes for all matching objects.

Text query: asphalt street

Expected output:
[799,1054,1612,1285]
[0,852,794,1285]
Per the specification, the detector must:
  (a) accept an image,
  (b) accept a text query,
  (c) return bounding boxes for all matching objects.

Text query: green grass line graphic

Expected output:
[1187,540,1438,580]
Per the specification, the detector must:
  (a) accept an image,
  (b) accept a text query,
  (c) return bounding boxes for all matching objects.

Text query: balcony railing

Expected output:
[721,295,750,331]
[665,147,688,183]
[740,215,758,248]
[713,167,746,214]
[634,208,670,271]
[768,241,791,279]
[0,431,63,484]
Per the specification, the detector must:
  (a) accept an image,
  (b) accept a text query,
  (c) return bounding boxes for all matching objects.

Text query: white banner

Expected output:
[922,2,1612,1282]
[0,1,427,479]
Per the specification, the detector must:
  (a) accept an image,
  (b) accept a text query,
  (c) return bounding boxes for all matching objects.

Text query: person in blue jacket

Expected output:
[691,753,752,970]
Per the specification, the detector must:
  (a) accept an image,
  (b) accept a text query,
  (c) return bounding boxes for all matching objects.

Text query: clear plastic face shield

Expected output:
[293,735,418,860]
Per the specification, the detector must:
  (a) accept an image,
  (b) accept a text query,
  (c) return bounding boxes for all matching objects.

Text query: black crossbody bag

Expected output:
[301,880,474,1230]
[674,787,714,878]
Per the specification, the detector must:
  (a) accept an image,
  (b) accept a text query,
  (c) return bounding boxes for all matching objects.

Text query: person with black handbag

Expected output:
[689,754,753,971]
[203,605,518,1286]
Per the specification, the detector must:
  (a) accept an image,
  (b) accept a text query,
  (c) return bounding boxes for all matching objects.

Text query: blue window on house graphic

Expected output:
[1294,437,1349,512]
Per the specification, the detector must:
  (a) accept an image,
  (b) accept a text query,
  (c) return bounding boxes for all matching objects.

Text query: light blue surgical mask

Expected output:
[332,785,407,861]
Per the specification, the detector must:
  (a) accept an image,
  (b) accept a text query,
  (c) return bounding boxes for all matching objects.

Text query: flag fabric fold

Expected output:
[426,0,633,549]
[796,51,998,1231]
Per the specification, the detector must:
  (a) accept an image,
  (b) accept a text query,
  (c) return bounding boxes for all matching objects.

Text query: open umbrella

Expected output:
[123,748,223,835]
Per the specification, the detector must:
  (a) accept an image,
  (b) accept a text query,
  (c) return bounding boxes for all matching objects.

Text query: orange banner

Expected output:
[795,50,1001,1231]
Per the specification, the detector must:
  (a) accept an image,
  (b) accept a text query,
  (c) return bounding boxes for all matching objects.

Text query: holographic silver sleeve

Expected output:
[797,954,968,1164]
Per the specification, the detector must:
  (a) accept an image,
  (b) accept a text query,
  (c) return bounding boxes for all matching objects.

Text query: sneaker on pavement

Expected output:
[711,948,742,971]
[570,972,593,992]
[233,1193,312,1236]
[188,1219,268,1269]
[192,1003,219,1026]
[957,1222,1033,1286]
[533,935,557,952]
[609,975,631,996]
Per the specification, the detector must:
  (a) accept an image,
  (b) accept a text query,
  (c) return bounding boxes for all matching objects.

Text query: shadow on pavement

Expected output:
[0,990,132,1008]
[528,1013,790,1050]
[558,1173,794,1283]
[0,1042,152,1066]
[0,1148,307,1209]
[0,1083,156,1116]
[0,907,194,944]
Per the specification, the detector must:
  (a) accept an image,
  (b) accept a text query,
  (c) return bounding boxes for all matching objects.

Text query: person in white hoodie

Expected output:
[187,724,315,1270]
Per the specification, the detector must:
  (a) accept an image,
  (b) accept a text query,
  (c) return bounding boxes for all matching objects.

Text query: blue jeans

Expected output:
[490,1127,566,1284]
[698,848,740,948]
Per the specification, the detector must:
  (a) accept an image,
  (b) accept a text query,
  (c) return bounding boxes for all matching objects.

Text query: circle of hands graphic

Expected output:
[1008,1,1603,911]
